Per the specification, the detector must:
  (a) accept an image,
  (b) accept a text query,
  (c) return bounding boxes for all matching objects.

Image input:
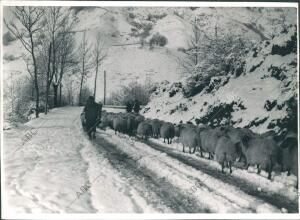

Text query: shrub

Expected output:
[179,24,250,98]
[147,13,167,21]
[128,12,135,19]
[3,54,18,61]
[182,75,210,98]
[107,82,153,106]
[141,23,152,38]
[5,76,35,123]
[70,7,91,15]
[111,32,117,37]
[3,31,16,46]
[149,33,168,47]
[271,31,297,56]
[177,47,186,53]
[168,82,182,97]
[196,102,235,127]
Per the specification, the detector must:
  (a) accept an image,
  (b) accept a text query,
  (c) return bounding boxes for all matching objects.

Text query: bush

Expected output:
[149,33,168,47]
[141,23,152,38]
[3,54,18,61]
[70,7,91,15]
[182,75,210,98]
[3,31,16,46]
[5,76,35,123]
[177,47,186,53]
[180,33,250,97]
[196,102,235,127]
[128,12,135,19]
[147,13,167,21]
[107,82,152,106]
[271,31,297,56]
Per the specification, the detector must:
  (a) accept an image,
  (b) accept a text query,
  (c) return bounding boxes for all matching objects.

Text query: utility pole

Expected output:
[10,71,14,113]
[103,70,106,105]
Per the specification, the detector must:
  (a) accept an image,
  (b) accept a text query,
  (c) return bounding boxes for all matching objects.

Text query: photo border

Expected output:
[1,1,299,219]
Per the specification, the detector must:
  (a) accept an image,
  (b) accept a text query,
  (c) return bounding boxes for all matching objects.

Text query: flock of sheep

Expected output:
[98,111,298,186]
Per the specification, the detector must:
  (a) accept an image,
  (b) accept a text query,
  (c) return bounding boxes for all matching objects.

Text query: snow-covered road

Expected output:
[2,107,299,214]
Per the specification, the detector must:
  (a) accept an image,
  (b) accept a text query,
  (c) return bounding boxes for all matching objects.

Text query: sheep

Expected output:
[224,127,280,179]
[160,122,175,144]
[150,119,163,138]
[80,112,86,131]
[280,131,298,186]
[282,145,298,177]
[134,114,145,126]
[174,124,181,137]
[126,115,137,136]
[179,127,201,154]
[113,116,127,134]
[241,133,280,180]
[106,113,116,129]
[224,126,256,165]
[215,136,241,174]
[225,127,256,145]
[99,114,110,129]
[199,126,226,159]
[174,123,197,138]
[137,121,152,140]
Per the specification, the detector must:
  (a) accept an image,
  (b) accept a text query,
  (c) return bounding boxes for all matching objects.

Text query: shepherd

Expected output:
[83,96,102,139]
[126,99,133,113]
[133,99,140,114]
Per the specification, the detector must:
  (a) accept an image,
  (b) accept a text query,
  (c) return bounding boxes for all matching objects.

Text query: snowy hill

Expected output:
[2,7,297,128]
[142,25,297,137]
[3,7,297,96]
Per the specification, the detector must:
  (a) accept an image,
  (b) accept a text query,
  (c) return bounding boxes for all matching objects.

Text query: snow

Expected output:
[97,128,297,213]
[2,6,298,215]
[143,25,297,135]
[150,137,299,201]
[98,45,182,99]
[3,107,166,213]
[3,107,298,214]
[150,14,191,49]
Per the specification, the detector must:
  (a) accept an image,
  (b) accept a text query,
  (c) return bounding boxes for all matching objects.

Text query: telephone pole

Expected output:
[103,70,106,105]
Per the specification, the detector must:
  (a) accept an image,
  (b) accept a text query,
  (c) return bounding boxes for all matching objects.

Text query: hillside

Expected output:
[142,25,297,136]
[2,7,297,129]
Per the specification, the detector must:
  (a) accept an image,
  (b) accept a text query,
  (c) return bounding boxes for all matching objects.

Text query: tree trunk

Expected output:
[30,32,39,118]
[51,36,57,107]
[45,83,49,114]
[53,83,58,107]
[78,74,84,106]
[59,83,62,106]
[31,80,35,100]
[79,49,85,106]
[45,43,52,114]
[93,65,98,98]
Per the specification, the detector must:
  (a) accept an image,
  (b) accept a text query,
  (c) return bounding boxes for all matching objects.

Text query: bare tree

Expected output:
[56,30,76,106]
[65,71,76,106]
[92,32,107,99]
[4,6,45,118]
[177,18,205,77]
[44,7,75,108]
[78,31,91,106]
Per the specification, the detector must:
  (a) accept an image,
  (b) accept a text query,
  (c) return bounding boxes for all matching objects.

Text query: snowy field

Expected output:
[2,107,298,214]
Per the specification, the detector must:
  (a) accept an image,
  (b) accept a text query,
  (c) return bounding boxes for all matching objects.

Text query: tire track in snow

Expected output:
[93,135,210,213]
[102,131,273,212]
[67,122,100,213]
[142,139,298,213]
